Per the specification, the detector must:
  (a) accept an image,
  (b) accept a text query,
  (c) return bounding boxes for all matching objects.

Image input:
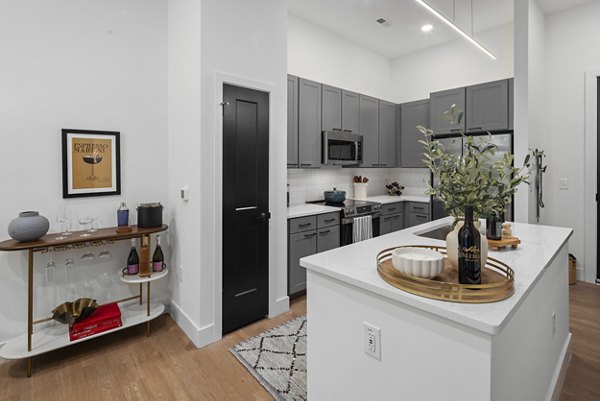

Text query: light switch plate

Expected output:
[559,178,568,190]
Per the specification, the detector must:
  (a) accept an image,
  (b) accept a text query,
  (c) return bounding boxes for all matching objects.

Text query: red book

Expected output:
[71,303,122,334]
[70,319,122,341]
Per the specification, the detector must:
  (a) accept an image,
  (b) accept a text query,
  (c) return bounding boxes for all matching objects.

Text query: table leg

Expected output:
[27,249,33,377]
[139,283,142,305]
[146,281,151,336]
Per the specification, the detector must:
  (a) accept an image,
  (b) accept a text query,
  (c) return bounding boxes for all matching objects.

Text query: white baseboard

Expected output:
[268,295,290,318]
[547,332,572,401]
[169,300,216,348]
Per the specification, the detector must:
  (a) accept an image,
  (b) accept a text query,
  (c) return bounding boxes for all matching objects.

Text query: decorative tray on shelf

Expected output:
[377,245,515,304]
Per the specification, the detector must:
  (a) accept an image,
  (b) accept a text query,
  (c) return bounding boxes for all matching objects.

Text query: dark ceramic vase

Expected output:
[8,211,50,242]
[486,213,504,240]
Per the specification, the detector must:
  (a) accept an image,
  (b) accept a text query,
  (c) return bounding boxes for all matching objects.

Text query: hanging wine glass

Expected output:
[65,258,75,284]
[44,248,56,286]
[81,243,95,261]
[98,241,111,259]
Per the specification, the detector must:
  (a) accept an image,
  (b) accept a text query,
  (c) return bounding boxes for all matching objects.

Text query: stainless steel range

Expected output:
[308,199,382,245]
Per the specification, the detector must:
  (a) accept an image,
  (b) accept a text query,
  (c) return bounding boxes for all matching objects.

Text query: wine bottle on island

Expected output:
[125,238,139,275]
[458,205,482,285]
[152,235,165,272]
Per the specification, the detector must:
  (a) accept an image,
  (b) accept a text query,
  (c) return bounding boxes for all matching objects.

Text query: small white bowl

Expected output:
[391,247,445,279]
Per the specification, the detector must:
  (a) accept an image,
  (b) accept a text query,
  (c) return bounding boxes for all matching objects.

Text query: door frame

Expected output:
[213,72,288,340]
[584,69,599,283]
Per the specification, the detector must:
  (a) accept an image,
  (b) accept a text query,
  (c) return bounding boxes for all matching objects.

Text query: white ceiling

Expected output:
[287,0,597,59]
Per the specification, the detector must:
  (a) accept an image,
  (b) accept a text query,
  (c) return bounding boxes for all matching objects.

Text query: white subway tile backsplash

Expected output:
[287,167,431,205]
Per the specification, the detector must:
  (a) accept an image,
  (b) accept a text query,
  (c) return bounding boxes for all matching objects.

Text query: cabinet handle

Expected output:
[388,207,396,211]
[468,127,483,131]
[372,163,379,167]
[299,163,313,167]
[416,214,428,218]
[450,128,461,132]
[413,206,424,211]
[379,163,387,167]
[304,233,317,238]
[383,217,393,221]
[343,129,353,133]
[319,229,331,234]
[324,218,336,222]
[298,223,312,227]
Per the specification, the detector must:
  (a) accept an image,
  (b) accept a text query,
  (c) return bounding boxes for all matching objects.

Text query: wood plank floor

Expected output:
[1,283,598,401]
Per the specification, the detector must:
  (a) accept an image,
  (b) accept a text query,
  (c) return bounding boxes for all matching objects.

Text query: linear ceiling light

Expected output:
[414,0,497,60]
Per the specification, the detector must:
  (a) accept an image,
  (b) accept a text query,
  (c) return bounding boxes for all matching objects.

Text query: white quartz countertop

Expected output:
[301,217,572,335]
[287,204,342,219]
[355,194,430,204]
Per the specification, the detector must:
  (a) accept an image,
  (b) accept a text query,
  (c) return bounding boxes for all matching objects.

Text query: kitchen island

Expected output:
[301,217,572,401]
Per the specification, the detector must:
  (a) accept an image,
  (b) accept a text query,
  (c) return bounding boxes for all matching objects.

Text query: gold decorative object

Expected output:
[52,298,99,324]
[377,245,514,303]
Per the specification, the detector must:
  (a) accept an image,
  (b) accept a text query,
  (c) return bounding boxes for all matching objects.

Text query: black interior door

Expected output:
[597,77,599,281]
[222,84,270,334]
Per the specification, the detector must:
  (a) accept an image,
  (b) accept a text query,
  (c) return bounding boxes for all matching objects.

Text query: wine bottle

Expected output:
[126,238,139,275]
[117,202,129,227]
[458,205,481,285]
[152,235,164,272]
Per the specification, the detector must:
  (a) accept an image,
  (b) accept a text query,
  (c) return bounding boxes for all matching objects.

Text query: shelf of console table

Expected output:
[0,224,168,377]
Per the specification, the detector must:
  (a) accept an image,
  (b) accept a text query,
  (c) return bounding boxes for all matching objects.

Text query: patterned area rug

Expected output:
[230,315,307,401]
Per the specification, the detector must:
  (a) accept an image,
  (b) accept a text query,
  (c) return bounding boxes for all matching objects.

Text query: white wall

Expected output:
[287,14,393,101]
[543,1,600,281]
[0,0,169,344]
[390,23,514,104]
[188,0,289,345]
[167,0,203,344]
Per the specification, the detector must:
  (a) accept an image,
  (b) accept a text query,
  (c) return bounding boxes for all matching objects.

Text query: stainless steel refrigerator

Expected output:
[430,132,514,221]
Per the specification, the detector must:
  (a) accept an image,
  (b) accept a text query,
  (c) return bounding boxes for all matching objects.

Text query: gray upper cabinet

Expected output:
[378,100,396,167]
[466,79,509,132]
[298,78,322,168]
[322,84,342,132]
[287,75,299,167]
[430,87,466,135]
[399,99,430,168]
[359,94,379,167]
[342,90,360,134]
[508,78,514,130]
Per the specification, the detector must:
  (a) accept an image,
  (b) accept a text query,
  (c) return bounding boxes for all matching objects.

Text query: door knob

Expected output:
[257,212,271,221]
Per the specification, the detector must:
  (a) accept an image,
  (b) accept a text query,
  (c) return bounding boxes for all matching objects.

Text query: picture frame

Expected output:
[62,129,121,198]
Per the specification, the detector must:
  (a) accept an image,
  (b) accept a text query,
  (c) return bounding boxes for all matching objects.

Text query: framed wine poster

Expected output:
[61,129,121,198]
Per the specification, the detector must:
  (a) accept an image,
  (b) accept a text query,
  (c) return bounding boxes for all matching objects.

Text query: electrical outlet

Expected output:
[364,322,381,360]
[552,311,556,334]
[559,178,568,190]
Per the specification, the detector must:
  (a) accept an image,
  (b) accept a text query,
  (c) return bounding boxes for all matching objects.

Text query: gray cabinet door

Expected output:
[378,100,396,167]
[359,94,379,167]
[288,230,317,295]
[287,75,299,167]
[380,215,394,235]
[317,225,340,253]
[298,78,322,168]
[399,99,430,168]
[430,87,466,135]
[508,78,514,130]
[466,79,509,132]
[342,90,360,134]
[322,85,342,132]
[391,213,404,232]
[405,212,430,228]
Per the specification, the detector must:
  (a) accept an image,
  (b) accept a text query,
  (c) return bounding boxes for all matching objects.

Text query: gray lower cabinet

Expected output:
[404,202,430,228]
[288,230,316,295]
[399,99,430,168]
[322,84,342,131]
[287,75,299,167]
[342,90,360,134]
[288,212,340,296]
[430,87,466,135]
[378,100,396,167]
[466,79,509,133]
[359,94,379,167]
[379,202,404,235]
[298,78,322,168]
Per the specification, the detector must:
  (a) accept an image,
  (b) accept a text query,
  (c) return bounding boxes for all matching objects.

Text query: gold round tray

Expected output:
[377,245,515,303]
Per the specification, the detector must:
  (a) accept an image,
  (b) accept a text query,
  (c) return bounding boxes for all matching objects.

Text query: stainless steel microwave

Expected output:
[322,130,363,166]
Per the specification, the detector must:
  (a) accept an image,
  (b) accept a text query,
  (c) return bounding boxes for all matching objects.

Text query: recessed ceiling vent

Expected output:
[376,17,391,27]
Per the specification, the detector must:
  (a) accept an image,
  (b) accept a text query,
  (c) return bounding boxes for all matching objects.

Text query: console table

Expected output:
[0,224,168,377]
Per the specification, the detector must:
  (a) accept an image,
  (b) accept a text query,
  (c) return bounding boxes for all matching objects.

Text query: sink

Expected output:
[415,224,454,241]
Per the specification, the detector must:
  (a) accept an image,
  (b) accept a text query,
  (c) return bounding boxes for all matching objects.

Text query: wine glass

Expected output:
[55,204,72,240]
[88,215,99,233]
[78,216,93,237]
[98,242,111,259]
[65,258,75,284]
[44,248,56,286]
